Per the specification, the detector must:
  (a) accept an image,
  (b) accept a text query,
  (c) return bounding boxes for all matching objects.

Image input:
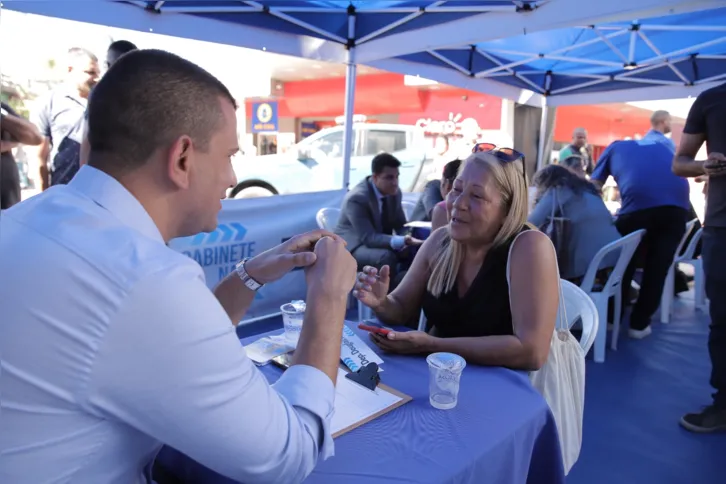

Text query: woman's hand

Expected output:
[369,330,433,355]
[353,265,390,311]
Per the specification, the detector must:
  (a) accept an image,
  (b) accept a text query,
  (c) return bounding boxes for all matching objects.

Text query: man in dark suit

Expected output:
[336,153,422,284]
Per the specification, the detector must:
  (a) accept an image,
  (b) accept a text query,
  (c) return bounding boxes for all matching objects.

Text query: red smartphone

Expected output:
[358,324,391,336]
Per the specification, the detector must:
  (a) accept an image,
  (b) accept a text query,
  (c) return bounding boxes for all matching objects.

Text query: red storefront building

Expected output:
[245,73,683,162]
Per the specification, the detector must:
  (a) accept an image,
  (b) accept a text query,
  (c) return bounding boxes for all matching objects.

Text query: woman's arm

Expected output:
[374,227,447,325]
[424,231,559,370]
[430,203,448,231]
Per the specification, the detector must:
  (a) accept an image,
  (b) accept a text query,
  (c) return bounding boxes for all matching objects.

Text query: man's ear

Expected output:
[167,135,194,189]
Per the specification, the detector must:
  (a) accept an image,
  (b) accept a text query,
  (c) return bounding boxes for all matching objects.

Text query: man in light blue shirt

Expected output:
[0,50,357,484]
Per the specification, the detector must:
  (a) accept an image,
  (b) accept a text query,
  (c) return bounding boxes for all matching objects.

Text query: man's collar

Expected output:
[60,84,87,107]
[68,166,164,243]
[368,177,384,200]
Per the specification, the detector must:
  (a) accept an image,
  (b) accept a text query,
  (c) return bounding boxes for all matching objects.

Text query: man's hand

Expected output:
[404,235,423,247]
[244,229,345,285]
[292,236,356,384]
[305,236,357,299]
[704,152,726,178]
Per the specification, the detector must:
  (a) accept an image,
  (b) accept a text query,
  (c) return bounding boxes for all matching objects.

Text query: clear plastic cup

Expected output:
[281,300,306,346]
[426,352,466,410]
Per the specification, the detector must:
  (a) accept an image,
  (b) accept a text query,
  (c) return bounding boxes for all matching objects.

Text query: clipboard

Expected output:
[331,367,412,438]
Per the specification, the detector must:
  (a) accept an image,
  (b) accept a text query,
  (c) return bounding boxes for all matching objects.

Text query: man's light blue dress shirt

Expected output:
[368,179,405,250]
[0,166,335,484]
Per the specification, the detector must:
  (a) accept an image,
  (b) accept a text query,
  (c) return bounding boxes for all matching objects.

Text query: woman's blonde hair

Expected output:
[427,152,529,297]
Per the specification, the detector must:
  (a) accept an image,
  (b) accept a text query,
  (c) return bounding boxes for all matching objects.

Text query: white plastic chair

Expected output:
[579,229,646,362]
[560,280,599,356]
[661,224,705,322]
[417,311,427,331]
[401,201,416,221]
[358,302,373,322]
[315,207,340,231]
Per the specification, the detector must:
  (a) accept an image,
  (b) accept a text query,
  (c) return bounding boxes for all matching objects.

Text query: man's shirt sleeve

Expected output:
[81,265,335,484]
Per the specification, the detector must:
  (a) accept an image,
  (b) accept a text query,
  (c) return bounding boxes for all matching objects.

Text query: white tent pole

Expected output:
[537,102,549,172]
[341,12,358,191]
[341,49,357,191]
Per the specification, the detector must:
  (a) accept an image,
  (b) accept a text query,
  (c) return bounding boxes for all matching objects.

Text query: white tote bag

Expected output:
[507,232,585,475]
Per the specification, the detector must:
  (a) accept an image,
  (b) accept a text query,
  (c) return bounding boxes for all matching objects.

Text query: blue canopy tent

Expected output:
[6,0,725,179]
[367,5,726,166]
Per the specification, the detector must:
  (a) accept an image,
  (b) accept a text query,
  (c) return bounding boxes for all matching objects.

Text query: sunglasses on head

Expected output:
[471,142,528,187]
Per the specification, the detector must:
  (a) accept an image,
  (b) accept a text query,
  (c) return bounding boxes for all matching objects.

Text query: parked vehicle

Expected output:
[229,123,432,198]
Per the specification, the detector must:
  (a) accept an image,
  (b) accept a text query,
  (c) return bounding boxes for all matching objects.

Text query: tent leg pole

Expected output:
[341,48,357,191]
[536,103,549,172]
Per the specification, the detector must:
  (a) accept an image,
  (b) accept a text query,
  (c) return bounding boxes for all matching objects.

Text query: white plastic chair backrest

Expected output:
[559,280,599,355]
[401,201,416,221]
[417,311,427,332]
[579,229,646,295]
[673,219,698,260]
[316,207,340,231]
[679,226,703,262]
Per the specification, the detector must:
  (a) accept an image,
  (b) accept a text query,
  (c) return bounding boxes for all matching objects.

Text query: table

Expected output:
[155,326,565,484]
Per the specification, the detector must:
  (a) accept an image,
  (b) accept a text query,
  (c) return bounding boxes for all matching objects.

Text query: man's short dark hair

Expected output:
[108,40,137,56]
[371,153,401,175]
[87,49,235,174]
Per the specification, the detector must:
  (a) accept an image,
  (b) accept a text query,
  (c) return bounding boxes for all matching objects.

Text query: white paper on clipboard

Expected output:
[331,368,405,436]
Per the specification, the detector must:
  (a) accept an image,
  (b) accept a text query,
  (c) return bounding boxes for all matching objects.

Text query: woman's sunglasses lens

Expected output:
[473,143,496,153]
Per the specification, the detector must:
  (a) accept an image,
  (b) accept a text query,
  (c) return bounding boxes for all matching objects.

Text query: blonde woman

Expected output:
[354,145,559,371]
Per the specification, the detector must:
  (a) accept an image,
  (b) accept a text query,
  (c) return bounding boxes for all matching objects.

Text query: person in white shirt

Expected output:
[0,49,357,484]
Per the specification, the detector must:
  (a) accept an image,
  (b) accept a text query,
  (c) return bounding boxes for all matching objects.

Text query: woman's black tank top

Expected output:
[421,227,529,338]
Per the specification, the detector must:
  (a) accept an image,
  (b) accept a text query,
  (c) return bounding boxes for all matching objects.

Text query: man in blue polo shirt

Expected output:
[592,138,690,339]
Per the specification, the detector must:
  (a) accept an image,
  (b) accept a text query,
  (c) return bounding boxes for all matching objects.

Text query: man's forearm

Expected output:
[1,140,18,153]
[292,289,347,384]
[38,161,50,191]
[1,114,43,146]
[213,273,256,325]
[673,156,705,178]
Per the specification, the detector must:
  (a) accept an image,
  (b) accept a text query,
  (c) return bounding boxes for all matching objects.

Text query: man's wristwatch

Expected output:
[235,258,264,292]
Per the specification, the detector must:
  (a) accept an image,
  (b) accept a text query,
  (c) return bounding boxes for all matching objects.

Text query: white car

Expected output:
[230,123,432,198]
